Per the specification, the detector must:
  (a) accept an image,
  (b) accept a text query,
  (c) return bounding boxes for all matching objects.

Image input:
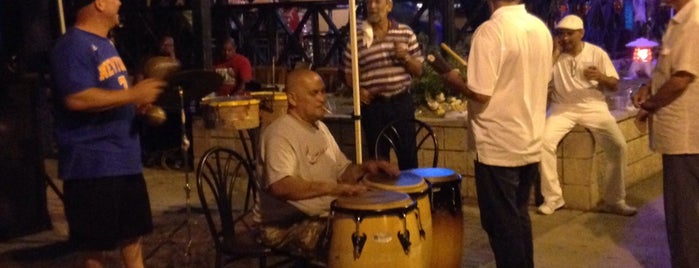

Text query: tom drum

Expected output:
[199,96,260,130]
[329,191,424,268]
[363,172,432,267]
[407,167,463,268]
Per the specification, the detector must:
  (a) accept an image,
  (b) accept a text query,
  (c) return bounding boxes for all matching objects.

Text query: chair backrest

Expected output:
[196,146,257,251]
[374,118,439,167]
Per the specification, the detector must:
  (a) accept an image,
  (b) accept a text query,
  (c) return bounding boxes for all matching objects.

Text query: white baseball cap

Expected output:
[556,15,584,30]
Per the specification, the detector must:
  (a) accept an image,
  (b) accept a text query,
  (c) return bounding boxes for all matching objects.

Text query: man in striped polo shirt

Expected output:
[343,0,423,170]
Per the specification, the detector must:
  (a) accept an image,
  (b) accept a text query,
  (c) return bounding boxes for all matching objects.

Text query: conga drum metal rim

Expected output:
[331,190,415,213]
[250,91,288,100]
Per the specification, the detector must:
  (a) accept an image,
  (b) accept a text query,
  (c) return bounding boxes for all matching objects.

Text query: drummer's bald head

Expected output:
[285,69,323,95]
[285,69,325,111]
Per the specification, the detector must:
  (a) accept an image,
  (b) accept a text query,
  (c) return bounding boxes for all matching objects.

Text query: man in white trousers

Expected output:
[538,14,637,216]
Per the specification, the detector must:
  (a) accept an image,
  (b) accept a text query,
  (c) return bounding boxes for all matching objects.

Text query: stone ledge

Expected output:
[191,107,661,211]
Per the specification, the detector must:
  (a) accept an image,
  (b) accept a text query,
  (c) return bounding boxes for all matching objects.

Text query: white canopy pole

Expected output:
[347,0,362,164]
[57,0,66,34]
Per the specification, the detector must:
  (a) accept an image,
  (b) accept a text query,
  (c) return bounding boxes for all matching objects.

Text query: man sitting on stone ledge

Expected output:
[538,15,637,216]
[253,69,399,264]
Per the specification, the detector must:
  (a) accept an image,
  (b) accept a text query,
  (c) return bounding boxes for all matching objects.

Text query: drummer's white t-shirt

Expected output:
[254,114,351,223]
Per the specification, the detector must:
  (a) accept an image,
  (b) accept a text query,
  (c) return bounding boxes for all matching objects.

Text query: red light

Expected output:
[633,48,652,63]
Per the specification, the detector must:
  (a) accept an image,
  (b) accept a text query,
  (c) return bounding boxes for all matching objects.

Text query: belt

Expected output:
[373,89,410,102]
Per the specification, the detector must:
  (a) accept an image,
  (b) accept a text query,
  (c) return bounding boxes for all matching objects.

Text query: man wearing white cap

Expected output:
[537,14,637,216]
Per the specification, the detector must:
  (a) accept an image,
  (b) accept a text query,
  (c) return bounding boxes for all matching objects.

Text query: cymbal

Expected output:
[144,56,181,79]
[158,70,223,106]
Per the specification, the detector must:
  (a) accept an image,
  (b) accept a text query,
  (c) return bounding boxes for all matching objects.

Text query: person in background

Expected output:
[538,14,637,217]
[632,0,699,266]
[50,0,165,267]
[214,36,252,97]
[440,0,552,266]
[254,69,399,264]
[343,0,423,170]
[134,34,179,83]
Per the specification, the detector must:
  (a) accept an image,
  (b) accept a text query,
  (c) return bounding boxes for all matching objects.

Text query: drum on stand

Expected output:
[250,91,287,129]
[328,191,424,268]
[199,96,260,130]
[407,167,463,268]
[363,172,432,267]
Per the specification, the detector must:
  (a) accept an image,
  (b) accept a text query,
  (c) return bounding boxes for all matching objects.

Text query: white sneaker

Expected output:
[599,202,638,217]
[537,199,565,215]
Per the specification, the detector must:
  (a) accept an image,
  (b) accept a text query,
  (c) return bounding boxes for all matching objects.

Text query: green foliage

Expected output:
[411,56,467,106]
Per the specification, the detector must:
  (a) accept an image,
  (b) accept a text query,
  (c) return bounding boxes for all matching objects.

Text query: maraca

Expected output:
[144,105,167,126]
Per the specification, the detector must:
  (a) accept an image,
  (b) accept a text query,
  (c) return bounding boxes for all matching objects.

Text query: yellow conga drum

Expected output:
[363,172,432,267]
[329,191,424,267]
[199,96,260,130]
[250,91,287,129]
[407,167,463,268]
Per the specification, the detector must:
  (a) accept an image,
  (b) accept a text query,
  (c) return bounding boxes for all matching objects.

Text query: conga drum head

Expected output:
[364,172,428,194]
[406,167,462,184]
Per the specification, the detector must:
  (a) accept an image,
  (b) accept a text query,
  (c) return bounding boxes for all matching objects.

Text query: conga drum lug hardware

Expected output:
[398,213,411,255]
[414,209,426,239]
[351,231,367,260]
[351,215,366,259]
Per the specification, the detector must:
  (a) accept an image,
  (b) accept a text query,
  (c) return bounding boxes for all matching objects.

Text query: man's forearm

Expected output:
[401,55,423,77]
[641,73,694,112]
[598,76,619,92]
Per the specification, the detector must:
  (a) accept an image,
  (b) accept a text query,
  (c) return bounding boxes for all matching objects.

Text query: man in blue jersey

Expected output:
[50,0,165,267]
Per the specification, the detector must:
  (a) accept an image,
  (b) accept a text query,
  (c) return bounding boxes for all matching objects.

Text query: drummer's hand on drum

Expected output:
[333,183,368,197]
[131,78,166,106]
[363,160,400,178]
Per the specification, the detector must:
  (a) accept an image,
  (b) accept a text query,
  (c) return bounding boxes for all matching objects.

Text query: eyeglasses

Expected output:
[570,59,577,77]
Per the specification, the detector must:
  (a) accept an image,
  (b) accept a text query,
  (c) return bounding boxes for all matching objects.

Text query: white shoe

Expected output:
[537,199,565,215]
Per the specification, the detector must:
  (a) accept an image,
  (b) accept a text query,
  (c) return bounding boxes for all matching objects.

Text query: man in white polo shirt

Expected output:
[633,0,699,265]
[538,14,637,216]
[441,0,551,266]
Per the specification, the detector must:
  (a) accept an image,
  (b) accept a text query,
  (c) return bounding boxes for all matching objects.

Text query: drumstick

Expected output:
[440,43,467,67]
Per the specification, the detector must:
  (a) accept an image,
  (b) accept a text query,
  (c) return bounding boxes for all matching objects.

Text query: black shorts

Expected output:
[64,174,153,251]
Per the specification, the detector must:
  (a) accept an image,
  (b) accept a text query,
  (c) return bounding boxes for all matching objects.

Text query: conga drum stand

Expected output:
[145,86,196,266]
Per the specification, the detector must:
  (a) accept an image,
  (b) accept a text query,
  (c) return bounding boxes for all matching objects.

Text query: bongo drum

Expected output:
[199,97,260,130]
[363,172,432,267]
[407,167,463,268]
[250,91,287,129]
[329,191,424,268]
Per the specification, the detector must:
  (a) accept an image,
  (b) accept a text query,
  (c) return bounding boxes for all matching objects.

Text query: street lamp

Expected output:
[624,37,659,79]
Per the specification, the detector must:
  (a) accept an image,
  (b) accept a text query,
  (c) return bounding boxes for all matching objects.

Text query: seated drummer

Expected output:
[253,69,399,263]
[214,36,253,97]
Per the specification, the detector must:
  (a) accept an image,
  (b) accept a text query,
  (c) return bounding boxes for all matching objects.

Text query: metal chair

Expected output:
[195,146,277,268]
[374,118,439,168]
